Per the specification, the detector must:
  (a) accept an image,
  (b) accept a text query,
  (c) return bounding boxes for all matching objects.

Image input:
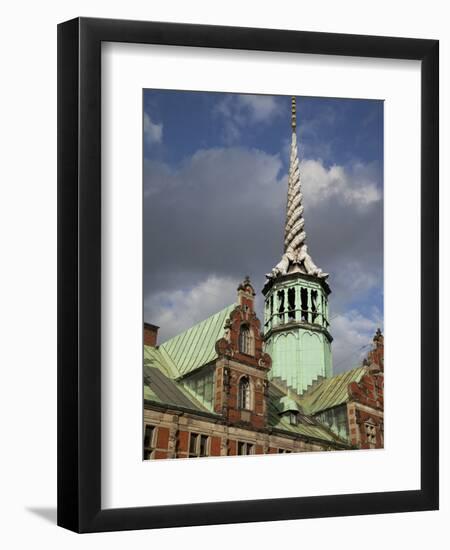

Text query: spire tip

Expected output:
[291,96,296,131]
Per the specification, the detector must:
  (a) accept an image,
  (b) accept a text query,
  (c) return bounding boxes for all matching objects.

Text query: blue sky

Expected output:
[144,91,383,171]
[143,90,384,373]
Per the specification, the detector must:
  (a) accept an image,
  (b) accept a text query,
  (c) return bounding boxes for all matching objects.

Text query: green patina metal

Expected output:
[181,364,216,412]
[143,363,214,414]
[156,304,236,378]
[278,395,301,413]
[267,383,346,445]
[143,359,347,445]
[143,305,236,413]
[144,344,176,378]
[262,98,334,396]
[314,405,350,442]
[298,365,367,415]
[263,273,333,396]
[142,304,350,446]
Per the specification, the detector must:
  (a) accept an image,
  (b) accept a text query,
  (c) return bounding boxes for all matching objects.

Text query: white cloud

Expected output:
[301,159,382,209]
[236,95,283,123]
[330,308,383,373]
[145,275,237,343]
[144,112,163,145]
[214,94,283,142]
[333,261,380,298]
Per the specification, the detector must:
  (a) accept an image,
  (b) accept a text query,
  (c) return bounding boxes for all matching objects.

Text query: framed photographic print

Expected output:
[57,17,439,533]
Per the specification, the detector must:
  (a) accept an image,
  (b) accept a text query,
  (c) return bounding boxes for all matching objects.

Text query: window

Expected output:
[199,434,209,457]
[238,376,251,410]
[189,433,199,457]
[278,448,292,453]
[143,424,156,460]
[311,290,318,323]
[188,432,209,457]
[239,325,254,355]
[364,422,377,447]
[239,326,249,354]
[289,411,298,425]
[277,290,285,321]
[300,288,308,321]
[287,287,296,320]
[237,441,254,455]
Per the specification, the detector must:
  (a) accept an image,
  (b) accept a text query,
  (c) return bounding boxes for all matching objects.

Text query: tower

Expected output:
[262,97,333,395]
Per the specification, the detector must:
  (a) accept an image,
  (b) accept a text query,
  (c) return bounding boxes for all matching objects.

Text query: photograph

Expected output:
[142,90,384,459]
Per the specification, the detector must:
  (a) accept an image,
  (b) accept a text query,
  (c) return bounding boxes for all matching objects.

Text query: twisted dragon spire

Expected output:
[267,97,328,280]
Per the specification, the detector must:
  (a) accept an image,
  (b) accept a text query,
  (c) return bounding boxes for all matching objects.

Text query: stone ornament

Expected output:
[267,97,328,280]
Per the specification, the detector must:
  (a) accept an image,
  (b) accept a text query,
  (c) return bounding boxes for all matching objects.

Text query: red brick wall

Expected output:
[213,278,272,431]
[366,328,384,370]
[144,423,171,459]
[355,409,384,449]
[153,450,168,459]
[228,439,237,456]
[144,414,335,460]
[156,426,169,449]
[144,323,159,347]
[210,436,222,456]
[347,360,384,449]
[177,429,189,458]
[349,373,384,410]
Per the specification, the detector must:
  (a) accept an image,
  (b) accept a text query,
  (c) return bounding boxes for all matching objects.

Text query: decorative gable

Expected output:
[213,277,271,430]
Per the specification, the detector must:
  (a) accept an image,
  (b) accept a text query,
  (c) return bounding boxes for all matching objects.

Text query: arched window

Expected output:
[239,325,254,355]
[238,377,251,410]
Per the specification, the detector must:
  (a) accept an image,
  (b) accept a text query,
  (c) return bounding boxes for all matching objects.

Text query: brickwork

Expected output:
[143,407,339,460]
[144,323,159,347]
[143,279,385,458]
[213,278,272,431]
[347,329,384,449]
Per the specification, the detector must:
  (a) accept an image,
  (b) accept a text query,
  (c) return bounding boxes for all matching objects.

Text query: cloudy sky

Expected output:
[143,90,383,373]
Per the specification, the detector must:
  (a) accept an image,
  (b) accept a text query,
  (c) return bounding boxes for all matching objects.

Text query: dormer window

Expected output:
[239,325,254,355]
[238,376,251,410]
[278,396,301,424]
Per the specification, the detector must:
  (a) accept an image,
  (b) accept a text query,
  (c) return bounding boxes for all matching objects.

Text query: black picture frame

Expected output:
[57,17,439,533]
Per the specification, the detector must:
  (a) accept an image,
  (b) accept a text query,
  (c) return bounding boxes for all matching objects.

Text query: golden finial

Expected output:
[291,96,297,131]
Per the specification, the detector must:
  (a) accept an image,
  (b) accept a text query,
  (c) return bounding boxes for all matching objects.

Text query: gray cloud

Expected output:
[144,146,383,371]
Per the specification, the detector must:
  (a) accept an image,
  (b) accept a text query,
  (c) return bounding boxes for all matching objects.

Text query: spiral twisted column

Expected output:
[266,96,328,280]
[284,131,306,255]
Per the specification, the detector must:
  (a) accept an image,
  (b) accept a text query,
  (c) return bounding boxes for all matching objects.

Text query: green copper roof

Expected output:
[278,396,301,413]
[268,383,346,445]
[144,345,177,378]
[298,366,367,415]
[157,304,236,378]
[144,365,212,413]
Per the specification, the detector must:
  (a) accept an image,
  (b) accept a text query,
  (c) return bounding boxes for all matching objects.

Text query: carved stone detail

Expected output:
[267,98,328,281]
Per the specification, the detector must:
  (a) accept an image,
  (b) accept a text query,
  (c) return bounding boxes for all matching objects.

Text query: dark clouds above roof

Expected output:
[143,91,384,372]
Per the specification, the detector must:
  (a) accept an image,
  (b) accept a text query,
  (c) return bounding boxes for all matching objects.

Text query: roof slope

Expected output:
[267,383,346,444]
[144,344,177,378]
[143,365,213,413]
[298,366,367,415]
[157,304,235,378]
